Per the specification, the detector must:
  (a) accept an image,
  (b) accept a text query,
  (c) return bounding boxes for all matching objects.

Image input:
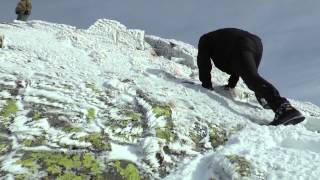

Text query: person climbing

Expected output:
[15,0,32,21]
[197,28,305,126]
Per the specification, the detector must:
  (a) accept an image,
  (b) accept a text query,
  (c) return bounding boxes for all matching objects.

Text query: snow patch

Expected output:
[88,19,145,50]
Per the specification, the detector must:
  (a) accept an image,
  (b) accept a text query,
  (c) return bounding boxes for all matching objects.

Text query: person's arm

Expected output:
[26,0,32,15]
[227,75,239,88]
[197,36,213,90]
[15,2,23,14]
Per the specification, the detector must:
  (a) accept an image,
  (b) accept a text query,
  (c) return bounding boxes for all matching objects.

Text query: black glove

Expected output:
[25,10,30,15]
[202,83,214,90]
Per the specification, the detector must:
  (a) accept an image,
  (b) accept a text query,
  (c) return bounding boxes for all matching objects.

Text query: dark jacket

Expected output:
[15,0,32,15]
[197,28,262,88]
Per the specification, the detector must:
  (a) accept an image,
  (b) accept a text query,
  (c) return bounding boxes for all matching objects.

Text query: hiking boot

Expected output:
[269,103,305,126]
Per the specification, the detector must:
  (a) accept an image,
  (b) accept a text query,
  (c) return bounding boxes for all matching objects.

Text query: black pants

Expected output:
[230,37,288,112]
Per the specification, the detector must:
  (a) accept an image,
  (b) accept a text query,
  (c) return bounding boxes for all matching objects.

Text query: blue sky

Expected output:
[1,0,319,105]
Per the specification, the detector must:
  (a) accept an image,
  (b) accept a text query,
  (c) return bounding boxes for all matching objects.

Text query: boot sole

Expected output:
[269,114,305,126]
[283,115,305,125]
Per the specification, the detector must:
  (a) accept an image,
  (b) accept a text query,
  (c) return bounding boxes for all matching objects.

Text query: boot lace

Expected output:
[275,103,292,120]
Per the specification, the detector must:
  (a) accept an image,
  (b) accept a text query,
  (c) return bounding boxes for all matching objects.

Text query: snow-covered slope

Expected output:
[0,20,320,180]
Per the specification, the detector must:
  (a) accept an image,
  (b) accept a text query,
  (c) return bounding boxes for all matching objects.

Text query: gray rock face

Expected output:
[145,35,197,69]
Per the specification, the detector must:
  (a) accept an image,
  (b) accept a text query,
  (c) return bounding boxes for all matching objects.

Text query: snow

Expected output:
[108,143,140,162]
[0,19,320,179]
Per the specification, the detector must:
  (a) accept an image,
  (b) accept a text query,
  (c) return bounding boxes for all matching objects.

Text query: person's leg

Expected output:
[233,50,288,112]
[231,37,304,125]
[251,37,270,108]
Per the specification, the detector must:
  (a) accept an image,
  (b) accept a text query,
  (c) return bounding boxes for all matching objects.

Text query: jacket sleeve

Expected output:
[197,35,212,87]
[228,75,239,88]
[15,2,23,14]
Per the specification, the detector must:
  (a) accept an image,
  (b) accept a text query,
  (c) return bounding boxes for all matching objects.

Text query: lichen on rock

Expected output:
[21,135,47,147]
[106,160,142,180]
[156,122,176,143]
[189,122,207,148]
[106,108,144,143]
[226,155,252,178]
[0,137,11,156]
[209,124,228,148]
[87,108,96,122]
[79,132,111,152]
[0,99,18,119]
[152,105,172,119]
[16,151,104,179]
[31,111,42,121]
[62,125,82,133]
[125,110,141,122]
[152,104,177,143]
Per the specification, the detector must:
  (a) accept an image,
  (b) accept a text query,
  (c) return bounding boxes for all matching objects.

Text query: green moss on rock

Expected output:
[83,153,102,175]
[111,160,141,180]
[152,104,176,143]
[156,123,176,143]
[79,133,111,152]
[0,137,11,155]
[15,174,26,180]
[189,122,207,147]
[62,126,82,133]
[17,158,39,173]
[0,100,18,119]
[21,136,46,147]
[119,119,129,127]
[190,131,205,146]
[87,108,96,121]
[209,125,228,148]
[0,144,9,155]
[16,151,103,179]
[85,83,100,94]
[107,110,143,143]
[153,105,172,119]
[32,111,42,120]
[126,111,141,121]
[21,139,33,147]
[226,155,252,177]
[47,165,62,175]
[57,171,85,180]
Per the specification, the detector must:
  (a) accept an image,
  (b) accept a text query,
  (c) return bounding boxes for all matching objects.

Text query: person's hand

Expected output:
[202,83,214,90]
[25,10,30,15]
